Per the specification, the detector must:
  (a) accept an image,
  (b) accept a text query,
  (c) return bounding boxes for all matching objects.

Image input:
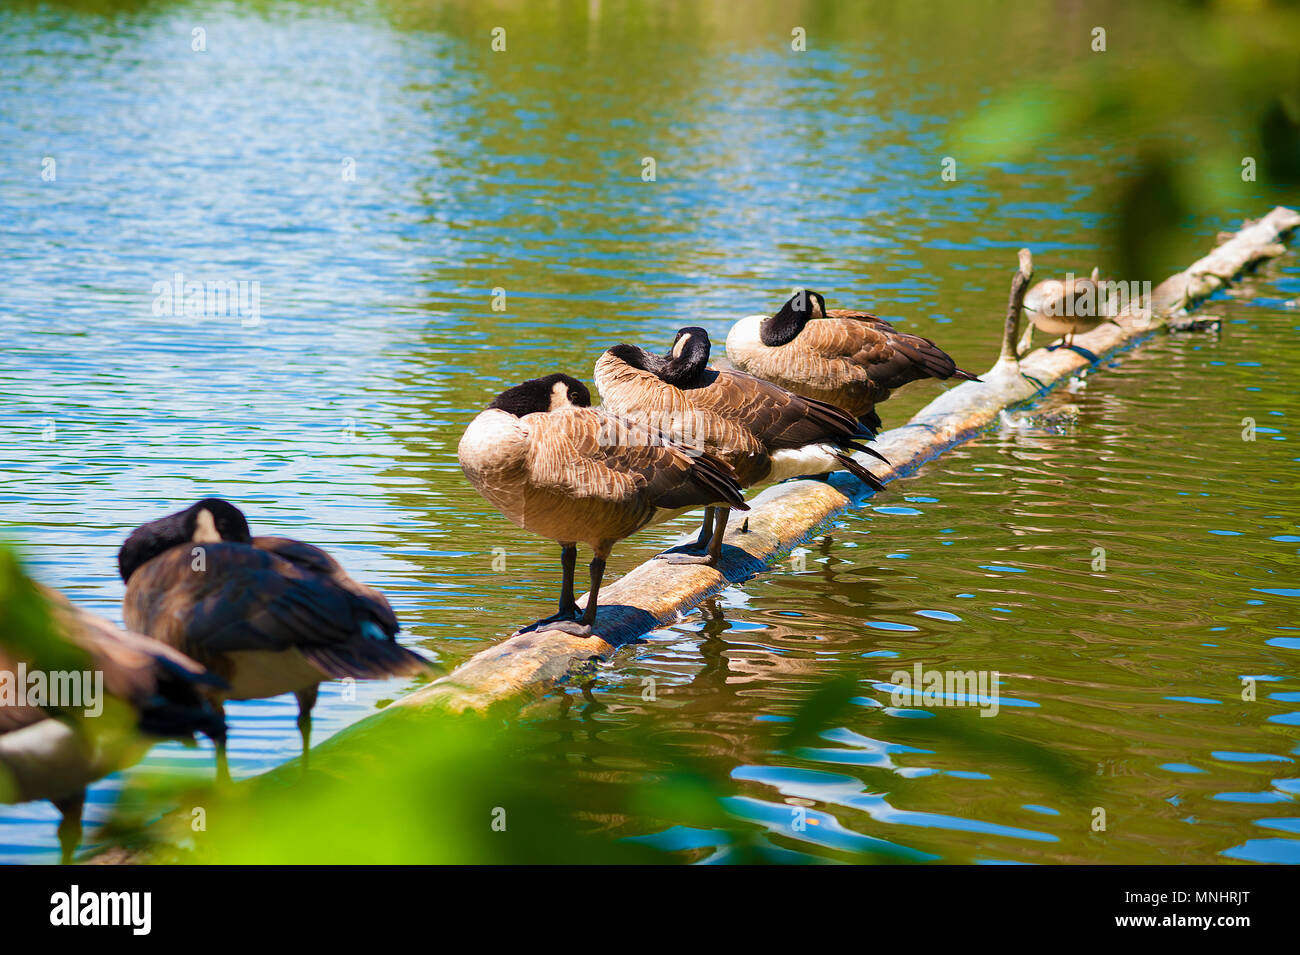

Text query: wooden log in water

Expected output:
[396,205,1300,715]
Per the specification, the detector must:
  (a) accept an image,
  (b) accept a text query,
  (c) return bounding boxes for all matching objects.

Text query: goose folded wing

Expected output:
[526,410,745,511]
[813,315,957,386]
[706,370,863,449]
[133,545,398,661]
[253,537,399,635]
[166,544,421,680]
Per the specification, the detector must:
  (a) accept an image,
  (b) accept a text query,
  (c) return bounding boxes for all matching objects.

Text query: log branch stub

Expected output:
[999,248,1034,363]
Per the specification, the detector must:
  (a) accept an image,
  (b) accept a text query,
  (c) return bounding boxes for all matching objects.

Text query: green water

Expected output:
[0,0,1297,862]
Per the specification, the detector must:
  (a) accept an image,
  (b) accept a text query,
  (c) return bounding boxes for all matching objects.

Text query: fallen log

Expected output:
[398,205,1300,715]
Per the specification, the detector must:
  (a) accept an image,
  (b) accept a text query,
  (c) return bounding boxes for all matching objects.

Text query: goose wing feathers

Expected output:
[524,408,746,511]
[3,588,225,741]
[813,312,961,388]
[695,369,865,450]
[123,542,423,680]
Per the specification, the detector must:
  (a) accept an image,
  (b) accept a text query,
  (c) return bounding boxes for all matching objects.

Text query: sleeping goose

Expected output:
[726,289,979,429]
[458,373,748,633]
[117,498,430,779]
[1022,267,1117,349]
[594,327,886,566]
[1,581,225,863]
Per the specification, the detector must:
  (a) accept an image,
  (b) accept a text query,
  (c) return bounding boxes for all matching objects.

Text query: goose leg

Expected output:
[658,507,728,567]
[705,507,727,564]
[693,507,716,550]
[526,544,583,631]
[53,790,85,865]
[549,544,610,636]
[661,507,714,557]
[295,685,319,777]
[214,701,232,784]
[581,550,607,625]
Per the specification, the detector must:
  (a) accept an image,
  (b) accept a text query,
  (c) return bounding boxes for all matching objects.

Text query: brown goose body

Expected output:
[122,536,420,699]
[458,373,747,632]
[117,498,428,777]
[1,582,224,862]
[458,405,742,547]
[593,330,885,566]
[726,291,978,424]
[593,330,885,490]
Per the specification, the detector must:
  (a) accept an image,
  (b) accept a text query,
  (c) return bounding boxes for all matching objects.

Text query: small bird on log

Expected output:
[594,327,885,566]
[1022,267,1118,348]
[458,373,748,632]
[1,582,226,863]
[117,498,429,780]
[725,289,979,430]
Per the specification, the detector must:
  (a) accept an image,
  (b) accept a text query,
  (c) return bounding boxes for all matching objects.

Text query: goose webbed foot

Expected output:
[522,605,581,632]
[660,541,708,557]
[539,618,595,637]
[522,544,585,632]
[657,510,725,567]
[660,507,715,557]
[528,604,597,636]
[526,552,605,637]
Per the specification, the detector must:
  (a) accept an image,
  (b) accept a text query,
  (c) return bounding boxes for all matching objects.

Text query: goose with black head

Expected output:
[726,289,979,429]
[594,327,887,566]
[117,497,430,780]
[458,373,748,633]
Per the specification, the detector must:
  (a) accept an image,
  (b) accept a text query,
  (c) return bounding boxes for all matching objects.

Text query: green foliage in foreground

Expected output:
[0,546,86,674]
[952,0,1300,281]
[95,667,1093,865]
[106,708,727,864]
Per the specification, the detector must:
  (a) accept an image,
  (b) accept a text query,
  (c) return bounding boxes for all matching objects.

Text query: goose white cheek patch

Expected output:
[191,508,221,543]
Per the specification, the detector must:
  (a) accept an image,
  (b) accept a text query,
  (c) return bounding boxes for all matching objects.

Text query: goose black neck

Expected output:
[761,292,821,346]
[117,498,251,582]
[608,340,708,388]
[488,374,591,417]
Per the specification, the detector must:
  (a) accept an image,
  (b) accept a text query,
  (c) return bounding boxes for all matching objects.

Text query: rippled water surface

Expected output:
[1,0,1297,863]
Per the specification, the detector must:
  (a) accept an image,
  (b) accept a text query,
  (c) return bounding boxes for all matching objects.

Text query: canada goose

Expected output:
[726,289,979,428]
[1,583,225,863]
[117,498,429,779]
[1022,267,1118,348]
[594,327,886,565]
[458,373,748,633]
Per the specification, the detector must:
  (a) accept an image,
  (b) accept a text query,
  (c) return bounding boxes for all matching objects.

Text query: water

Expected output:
[1,0,1297,863]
